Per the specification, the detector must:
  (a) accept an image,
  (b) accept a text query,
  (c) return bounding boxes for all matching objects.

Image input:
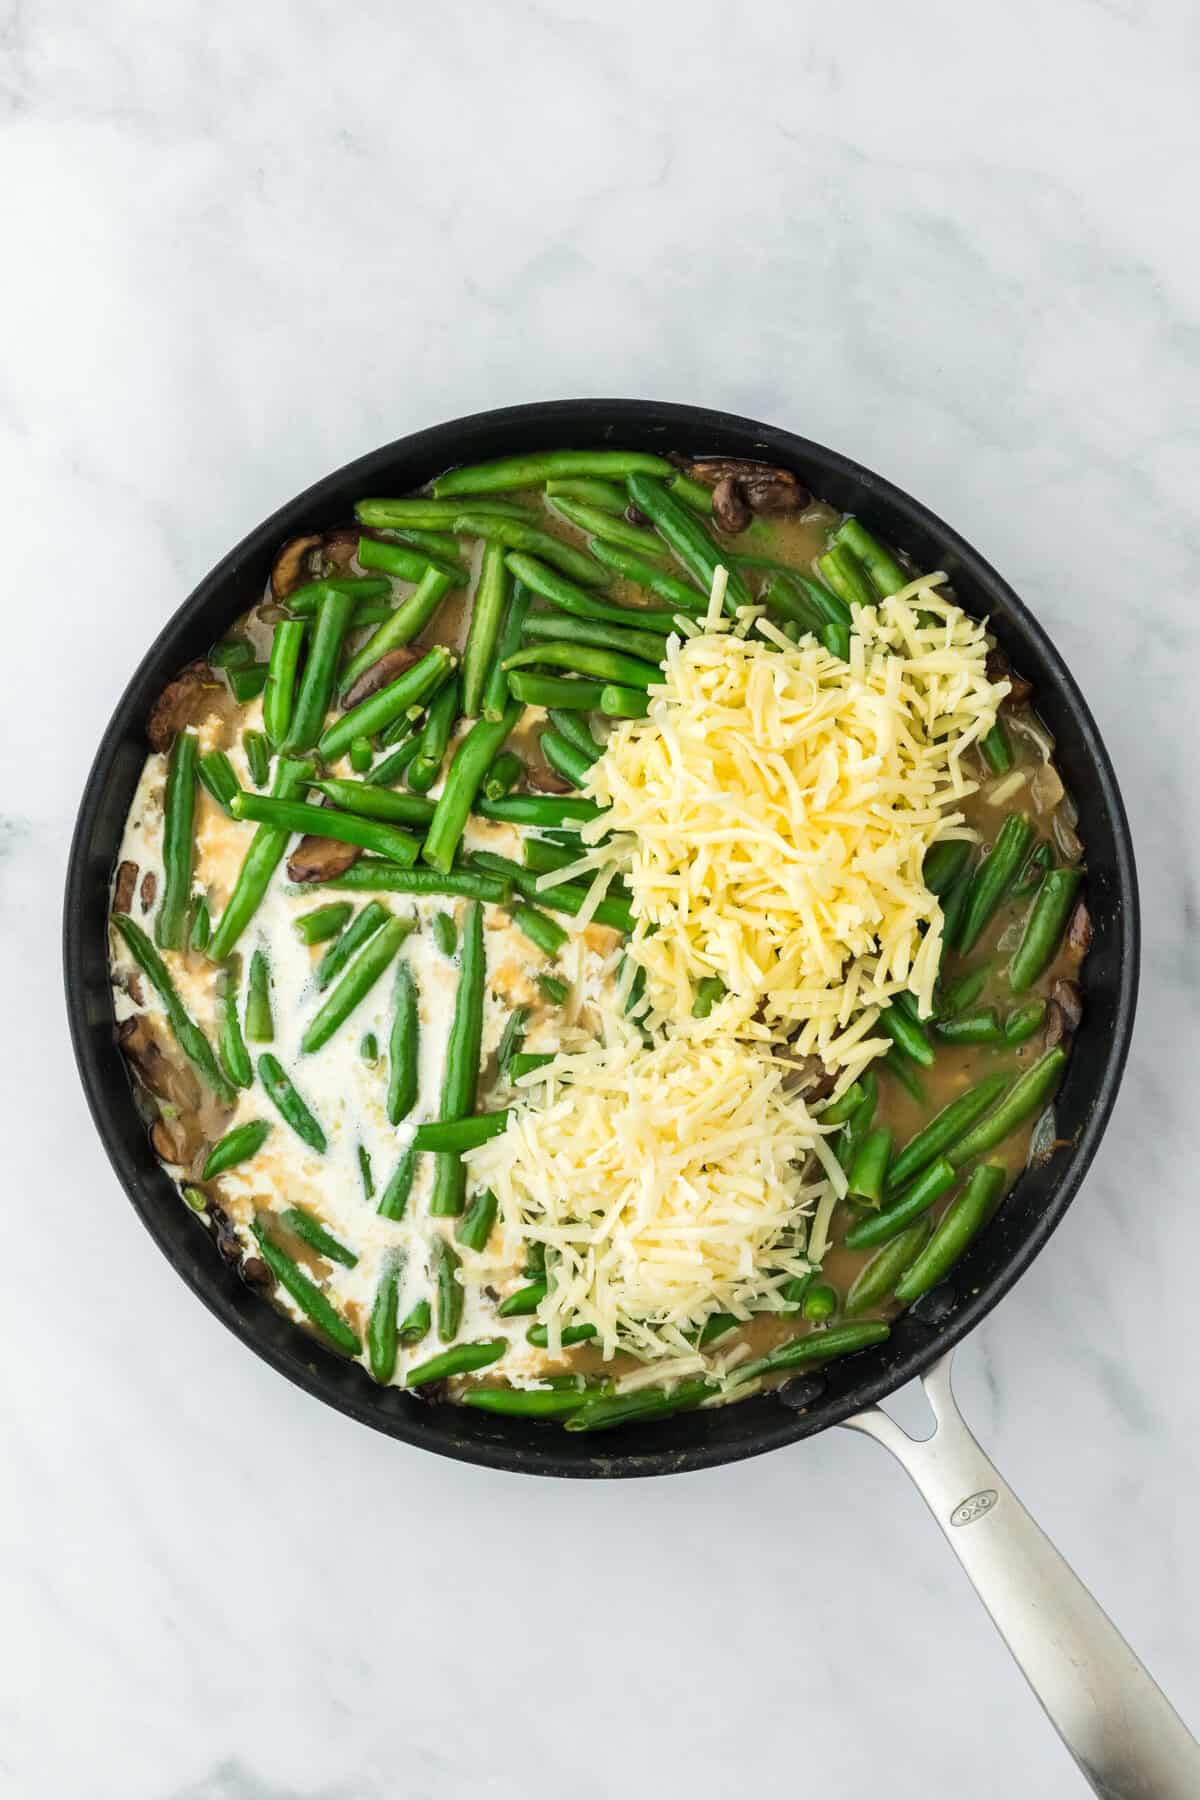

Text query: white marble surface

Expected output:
[4,3,1199,1795]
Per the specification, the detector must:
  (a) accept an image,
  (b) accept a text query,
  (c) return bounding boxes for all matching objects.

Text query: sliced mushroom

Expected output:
[139,869,157,911]
[146,660,226,754]
[287,834,362,884]
[150,1111,208,1167]
[321,528,361,573]
[342,647,420,710]
[527,766,574,795]
[271,534,322,600]
[711,475,753,536]
[113,860,138,915]
[625,503,650,527]
[1052,978,1084,1034]
[1066,900,1093,959]
[209,1202,243,1265]
[1043,1001,1069,1051]
[118,1015,202,1112]
[780,1054,836,1103]
[985,648,1033,706]
[241,1255,275,1294]
[685,459,809,515]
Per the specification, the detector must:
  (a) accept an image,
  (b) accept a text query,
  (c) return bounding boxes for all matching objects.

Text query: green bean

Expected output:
[363,733,422,786]
[349,737,373,774]
[936,964,990,1020]
[359,1144,375,1200]
[939,857,976,956]
[456,1187,499,1253]
[243,730,270,789]
[245,947,274,1043]
[420,699,524,874]
[378,709,424,749]
[600,684,650,719]
[207,757,314,960]
[431,911,457,956]
[544,477,627,513]
[847,1127,892,1207]
[527,1322,597,1348]
[229,793,419,867]
[367,1263,399,1383]
[154,729,198,951]
[695,1312,739,1347]
[310,780,435,827]
[406,675,461,794]
[888,1072,1010,1189]
[507,1052,555,1080]
[215,961,252,1089]
[307,863,512,904]
[980,719,1013,774]
[294,901,353,946]
[565,1379,714,1433]
[188,895,211,953]
[313,899,388,989]
[182,1184,208,1212]
[1009,868,1084,992]
[802,1284,838,1323]
[319,645,457,761]
[452,513,605,588]
[251,1220,361,1354]
[338,569,455,695]
[496,1005,529,1079]
[462,1386,591,1418]
[817,544,876,614]
[836,1071,879,1172]
[548,495,671,561]
[356,496,530,529]
[258,1053,327,1152]
[586,539,708,611]
[360,1032,378,1061]
[389,526,466,564]
[405,1339,505,1386]
[398,1297,432,1345]
[378,1147,416,1220]
[285,577,390,615]
[477,794,603,829]
[429,901,486,1216]
[548,710,601,763]
[1004,999,1048,1044]
[691,976,726,1019]
[731,1320,891,1385]
[845,1219,933,1316]
[894,1163,1007,1303]
[209,637,255,670]
[470,851,633,933]
[877,1000,935,1067]
[228,664,269,703]
[197,748,239,812]
[413,1114,511,1152]
[498,1278,546,1318]
[829,519,908,597]
[435,451,674,496]
[301,915,412,1055]
[957,814,1035,954]
[433,1236,464,1340]
[279,588,355,753]
[483,750,523,801]
[522,1240,547,1280]
[758,572,828,635]
[358,533,467,586]
[1010,840,1053,901]
[201,1119,271,1180]
[923,839,972,898]
[885,1046,927,1104]
[110,914,235,1104]
[948,1048,1067,1166]
[281,1204,358,1268]
[462,542,510,718]
[538,730,590,790]
[667,471,718,513]
[537,973,568,1004]
[508,672,605,711]
[625,473,753,611]
[510,901,568,956]
[504,641,660,690]
[482,577,531,722]
[524,838,617,887]
[934,1008,1004,1046]
[522,609,668,668]
[821,619,851,662]
[844,1158,958,1250]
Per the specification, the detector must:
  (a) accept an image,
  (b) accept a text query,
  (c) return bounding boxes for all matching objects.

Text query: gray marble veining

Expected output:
[3,3,1199,1796]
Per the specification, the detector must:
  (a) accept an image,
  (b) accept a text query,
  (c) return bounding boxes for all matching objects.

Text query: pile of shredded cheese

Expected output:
[579,579,1007,1080]
[464,1022,841,1364]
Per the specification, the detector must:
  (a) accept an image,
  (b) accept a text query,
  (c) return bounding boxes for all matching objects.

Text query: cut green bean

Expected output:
[1004,999,1048,1044]
[496,1004,529,1079]
[511,902,569,956]
[508,672,606,711]
[482,577,531,722]
[349,737,373,774]
[197,749,239,812]
[378,1147,417,1220]
[313,899,388,989]
[470,851,633,933]
[830,518,908,597]
[1009,868,1084,992]
[940,858,976,956]
[429,901,486,1216]
[358,533,467,585]
[207,757,314,960]
[537,730,591,790]
[691,976,726,1019]
[504,641,660,690]
[586,539,708,610]
[413,1113,511,1153]
[667,471,717,513]
[433,1236,464,1340]
[549,495,671,561]
[527,1322,597,1349]
[947,1048,1067,1166]
[357,497,530,529]
[847,1127,892,1207]
[452,513,605,588]
[306,863,511,904]
[285,577,390,615]
[547,710,601,763]
[936,964,991,1020]
[462,541,509,718]
[1010,840,1053,901]
[544,477,628,513]
[359,1146,375,1199]
[154,729,198,951]
[280,587,355,753]
[498,1278,546,1318]
[251,1220,360,1354]
[802,1284,838,1323]
[360,1032,378,1061]
[216,960,253,1090]
[431,911,457,957]
[188,895,211,954]
[281,1204,358,1268]
[301,914,412,1055]
[257,1053,327,1153]
[957,814,1035,954]
[537,973,568,1005]
[338,569,455,695]
[229,792,419,867]
[405,1340,505,1386]
[294,902,353,946]
[227,664,269,703]
[523,609,667,667]
[244,947,274,1043]
[600,683,650,719]
[434,450,673,496]
[845,1219,933,1315]
[565,1379,714,1433]
[483,750,522,800]
[110,914,235,1104]
[894,1163,1008,1302]
[877,1000,935,1067]
[368,725,423,769]
[406,675,461,793]
[844,1158,958,1250]
[923,838,972,898]
[934,1008,1005,1046]
[243,730,270,789]
[888,1072,1010,1189]
[209,638,255,670]
[507,1052,555,1080]
[201,1119,271,1180]
[367,1263,399,1383]
[696,1312,739,1347]
[817,544,876,613]
[420,699,523,874]
[625,473,753,611]
[456,1187,499,1253]
[731,1320,891,1386]
[885,1046,927,1104]
[310,779,435,826]
[319,645,456,761]
[462,1386,591,1418]
[477,793,603,829]
[980,719,1013,774]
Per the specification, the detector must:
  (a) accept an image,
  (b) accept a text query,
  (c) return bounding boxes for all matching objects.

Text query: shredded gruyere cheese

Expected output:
[464,1023,840,1361]
[580,581,1007,1076]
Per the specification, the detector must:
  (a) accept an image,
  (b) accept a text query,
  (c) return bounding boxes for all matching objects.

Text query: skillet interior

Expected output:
[63,399,1139,1479]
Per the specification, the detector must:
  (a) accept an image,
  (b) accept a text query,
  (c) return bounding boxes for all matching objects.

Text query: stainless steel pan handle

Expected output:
[844,1349,1199,1798]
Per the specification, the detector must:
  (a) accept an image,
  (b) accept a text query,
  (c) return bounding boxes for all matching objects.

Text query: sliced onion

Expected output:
[1030,763,1065,814]
[1052,811,1084,864]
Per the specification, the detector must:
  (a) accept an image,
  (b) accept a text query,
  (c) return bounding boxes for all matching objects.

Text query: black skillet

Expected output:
[63,403,1197,1794]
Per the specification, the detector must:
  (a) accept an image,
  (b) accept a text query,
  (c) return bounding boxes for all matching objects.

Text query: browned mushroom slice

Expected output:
[139,869,157,911]
[1043,1001,1069,1051]
[527,766,575,795]
[985,648,1034,706]
[685,459,809,515]
[711,475,753,536]
[113,860,138,915]
[271,533,322,600]
[118,1015,202,1112]
[1052,978,1084,1033]
[341,646,420,709]
[1066,900,1093,959]
[150,1112,209,1167]
[321,527,361,574]
[287,834,362,884]
[146,660,226,753]
[241,1255,276,1294]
